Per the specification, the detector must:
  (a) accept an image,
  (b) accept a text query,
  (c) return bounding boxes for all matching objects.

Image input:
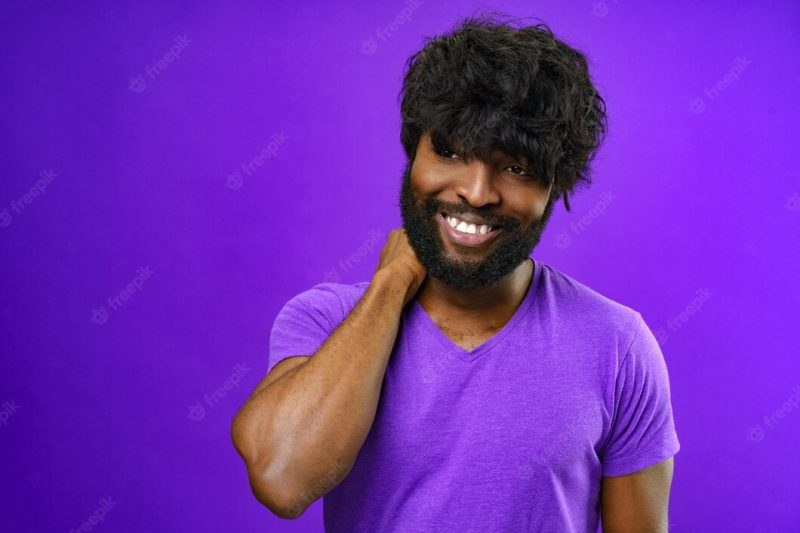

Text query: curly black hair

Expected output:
[398,12,607,212]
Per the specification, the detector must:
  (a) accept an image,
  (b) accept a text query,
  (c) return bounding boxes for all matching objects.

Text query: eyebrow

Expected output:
[507,153,530,166]
[430,132,530,167]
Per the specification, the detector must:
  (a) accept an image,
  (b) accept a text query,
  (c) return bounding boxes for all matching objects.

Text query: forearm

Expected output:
[232,271,407,515]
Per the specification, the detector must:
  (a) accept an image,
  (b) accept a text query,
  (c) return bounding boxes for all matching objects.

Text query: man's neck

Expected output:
[416,258,534,328]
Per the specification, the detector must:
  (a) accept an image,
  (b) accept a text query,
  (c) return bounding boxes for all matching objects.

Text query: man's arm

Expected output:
[230,229,426,519]
[600,457,675,532]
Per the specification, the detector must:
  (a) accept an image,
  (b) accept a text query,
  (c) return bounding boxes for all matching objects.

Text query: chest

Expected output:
[436,323,500,351]
[372,352,607,479]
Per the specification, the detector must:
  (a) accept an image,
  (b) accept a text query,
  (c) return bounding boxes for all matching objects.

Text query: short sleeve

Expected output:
[600,312,680,477]
[267,283,348,375]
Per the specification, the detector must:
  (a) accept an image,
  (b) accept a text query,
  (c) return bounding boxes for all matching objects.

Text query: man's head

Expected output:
[398,14,607,290]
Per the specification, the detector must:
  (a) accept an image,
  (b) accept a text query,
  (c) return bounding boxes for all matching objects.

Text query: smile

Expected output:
[438,212,503,247]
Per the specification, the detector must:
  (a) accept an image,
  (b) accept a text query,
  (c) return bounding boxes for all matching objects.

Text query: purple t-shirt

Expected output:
[268,259,680,532]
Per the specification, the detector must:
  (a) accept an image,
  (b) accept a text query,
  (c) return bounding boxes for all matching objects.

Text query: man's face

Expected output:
[399,131,555,290]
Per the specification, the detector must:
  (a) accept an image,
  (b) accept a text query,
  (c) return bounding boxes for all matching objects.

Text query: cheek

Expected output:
[508,195,550,227]
[411,165,451,196]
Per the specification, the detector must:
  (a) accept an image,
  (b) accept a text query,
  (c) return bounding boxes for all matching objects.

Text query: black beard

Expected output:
[398,160,555,290]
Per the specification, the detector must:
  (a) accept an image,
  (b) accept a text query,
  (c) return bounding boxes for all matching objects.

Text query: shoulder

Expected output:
[535,260,643,342]
[278,280,371,324]
[268,280,372,373]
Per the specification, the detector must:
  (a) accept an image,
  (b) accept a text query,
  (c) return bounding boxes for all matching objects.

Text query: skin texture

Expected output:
[600,458,675,532]
[231,130,675,528]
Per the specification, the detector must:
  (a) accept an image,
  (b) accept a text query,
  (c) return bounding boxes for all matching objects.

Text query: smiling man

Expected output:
[232,14,680,532]
[399,132,555,292]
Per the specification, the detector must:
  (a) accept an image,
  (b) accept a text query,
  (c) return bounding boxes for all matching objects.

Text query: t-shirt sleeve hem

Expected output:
[267,353,313,375]
[601,439,680,477]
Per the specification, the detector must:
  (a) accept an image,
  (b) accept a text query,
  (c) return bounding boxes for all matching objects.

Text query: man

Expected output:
[232,14,680,532]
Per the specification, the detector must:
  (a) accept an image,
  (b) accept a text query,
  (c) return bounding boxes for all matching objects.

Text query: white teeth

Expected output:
[445,214,494,235]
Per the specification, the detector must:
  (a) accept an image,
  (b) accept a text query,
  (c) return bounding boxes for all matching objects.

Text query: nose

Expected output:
[453,159,501,208]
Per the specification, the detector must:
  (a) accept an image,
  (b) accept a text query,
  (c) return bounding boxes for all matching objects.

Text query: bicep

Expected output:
[600,457,674,533]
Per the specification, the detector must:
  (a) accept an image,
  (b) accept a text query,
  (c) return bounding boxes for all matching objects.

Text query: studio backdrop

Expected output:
[1,1,798,531]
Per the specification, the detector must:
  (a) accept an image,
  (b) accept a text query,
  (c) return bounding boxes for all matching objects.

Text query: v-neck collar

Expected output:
[409,258,540,363]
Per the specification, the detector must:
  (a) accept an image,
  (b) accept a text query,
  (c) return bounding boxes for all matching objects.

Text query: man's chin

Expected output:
[423,249,509,289]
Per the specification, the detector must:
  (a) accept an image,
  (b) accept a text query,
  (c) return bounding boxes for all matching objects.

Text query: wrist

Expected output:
[370,268,414,304]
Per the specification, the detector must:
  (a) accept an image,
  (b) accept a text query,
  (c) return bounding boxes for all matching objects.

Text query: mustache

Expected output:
[423,198,513,228]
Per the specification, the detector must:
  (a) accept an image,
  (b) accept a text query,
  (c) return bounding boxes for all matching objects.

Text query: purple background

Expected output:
[2,1,799,531]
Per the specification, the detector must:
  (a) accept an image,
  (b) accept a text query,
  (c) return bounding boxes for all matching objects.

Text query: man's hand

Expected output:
[374,228,427,307]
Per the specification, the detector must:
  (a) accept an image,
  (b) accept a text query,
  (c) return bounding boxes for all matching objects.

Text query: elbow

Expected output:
[248,468,311,519]
[230,411,318,519]
[231,415,308,518]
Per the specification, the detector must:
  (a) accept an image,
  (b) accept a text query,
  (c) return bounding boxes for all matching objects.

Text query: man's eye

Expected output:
[506,165,528,175]
[436,146,461,159]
